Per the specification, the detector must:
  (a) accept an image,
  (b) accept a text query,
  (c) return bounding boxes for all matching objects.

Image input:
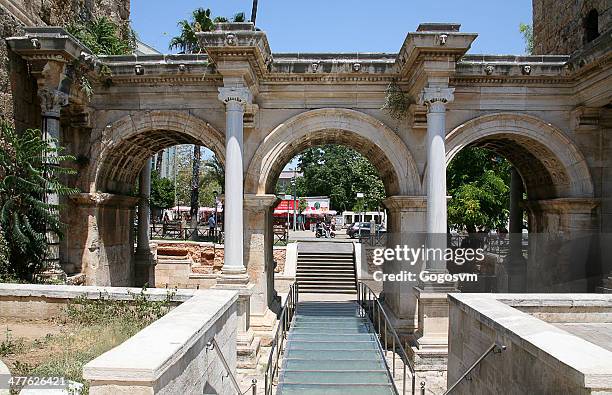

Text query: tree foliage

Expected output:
[0,121,79,281]
[447,147,511,233]
[519,23,534,55]
[169,8,246,53]
[66,16,136,55]
[173,146,222,208]
[288,145,386,212]
[150,169,175,211]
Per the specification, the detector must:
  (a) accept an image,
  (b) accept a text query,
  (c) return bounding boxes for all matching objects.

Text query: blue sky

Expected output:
[132,0,533,55]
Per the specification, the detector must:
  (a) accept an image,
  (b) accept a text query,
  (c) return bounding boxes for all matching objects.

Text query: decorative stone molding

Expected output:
[244,194,279,212]
[38,88,68,117]
[526,198,599,214]
[69,193,140,208]
[383,196,427,211]
[418,87,455,113]
[484,64,495,75]
[218,86,253,106]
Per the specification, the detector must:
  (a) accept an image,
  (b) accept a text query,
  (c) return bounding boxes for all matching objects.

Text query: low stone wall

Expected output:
[448,293,612,394]
[0,284,202,319]
[84,289,238,395]
[0,284,239,395]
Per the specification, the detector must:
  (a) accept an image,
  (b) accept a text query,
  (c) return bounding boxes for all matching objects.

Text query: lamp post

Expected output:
[292,168,297,231]
[284,193,292,236]
[212,190,218,259]
[356,192,364,237]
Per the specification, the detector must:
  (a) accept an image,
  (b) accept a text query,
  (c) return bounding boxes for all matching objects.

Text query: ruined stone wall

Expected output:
[533,0,611,55]
[0,0,130,129]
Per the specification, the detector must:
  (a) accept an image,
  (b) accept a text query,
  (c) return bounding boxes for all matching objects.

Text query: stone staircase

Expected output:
[295,242,357,294]
[277,301,396,394]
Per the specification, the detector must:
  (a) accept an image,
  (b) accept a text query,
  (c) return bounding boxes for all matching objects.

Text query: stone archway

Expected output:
[445,112,593,201]
[245,108,421,196]
[445,112,598,292]
[65,110,226,286]
[91,110,225,194]
[243,108,423,324]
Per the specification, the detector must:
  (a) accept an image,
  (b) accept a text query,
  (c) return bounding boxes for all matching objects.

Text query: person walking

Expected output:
[208,214,216,240]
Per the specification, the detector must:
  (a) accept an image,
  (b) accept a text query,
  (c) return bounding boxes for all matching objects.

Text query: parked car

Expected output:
[347,222,386,238]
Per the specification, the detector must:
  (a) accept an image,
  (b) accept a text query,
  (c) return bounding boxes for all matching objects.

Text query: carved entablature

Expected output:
[394,24,477,84]
[198,22,272,81]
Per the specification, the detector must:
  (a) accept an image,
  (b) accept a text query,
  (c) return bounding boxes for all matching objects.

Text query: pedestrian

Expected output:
[208,214,216,238]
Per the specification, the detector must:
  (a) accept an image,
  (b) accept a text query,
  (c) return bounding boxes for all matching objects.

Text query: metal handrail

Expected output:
[357,282,419,395]
[265,282,299,395]
[206,338,257,395]
[443,342,506,395]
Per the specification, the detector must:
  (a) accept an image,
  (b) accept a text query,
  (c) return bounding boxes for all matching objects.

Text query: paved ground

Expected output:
[288,229,354,242]
[552,323,612,352]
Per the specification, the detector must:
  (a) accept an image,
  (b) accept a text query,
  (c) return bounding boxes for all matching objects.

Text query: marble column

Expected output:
[38,88,68,276]
[215,87,259,367]
[218,86,252,283]
[420,86,454,285]
[136,160,152,253]
[134,160,155,286]
[504,167,527,292]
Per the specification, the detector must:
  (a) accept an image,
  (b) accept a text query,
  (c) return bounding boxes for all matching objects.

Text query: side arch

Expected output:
[245,108,422,196]
[90,110,225,194]
[445,112,593,200]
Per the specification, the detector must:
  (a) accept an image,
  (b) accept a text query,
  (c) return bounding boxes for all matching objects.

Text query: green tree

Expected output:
[169,8,216,53]
[291,145,385,212]
[0,121,78,281]
[519,23,534,55]
[447,147,511,233]
[66,16,136,55]
[150,169,175,212]
[203,156,225,194]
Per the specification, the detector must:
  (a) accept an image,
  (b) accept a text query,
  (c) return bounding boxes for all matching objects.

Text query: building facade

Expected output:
[1,0,611,383]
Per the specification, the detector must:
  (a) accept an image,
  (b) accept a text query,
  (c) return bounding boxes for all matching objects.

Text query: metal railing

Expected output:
[443,342,506,394]
[206,337,257,395]
[265,282,299,395]
[357,282,419,395]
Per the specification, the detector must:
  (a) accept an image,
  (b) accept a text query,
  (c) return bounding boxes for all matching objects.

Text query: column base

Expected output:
[217,267,250,285]
[134,250,156,288]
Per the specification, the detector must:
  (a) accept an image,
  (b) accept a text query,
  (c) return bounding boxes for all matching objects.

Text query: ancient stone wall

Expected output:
[533,0,611,55]
[0,0,130,129]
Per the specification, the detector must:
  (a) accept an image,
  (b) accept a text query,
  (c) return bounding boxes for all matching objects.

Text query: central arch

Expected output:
[245,108,421,196]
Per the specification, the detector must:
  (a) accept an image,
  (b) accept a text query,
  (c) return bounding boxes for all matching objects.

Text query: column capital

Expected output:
[38,88,68,117]
[218,86,252,107]
[418,87,455,112]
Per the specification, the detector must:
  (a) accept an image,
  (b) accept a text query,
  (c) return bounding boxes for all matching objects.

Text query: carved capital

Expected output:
[218,86,252,109]
[418,87,455,113]
[38,88,68,117]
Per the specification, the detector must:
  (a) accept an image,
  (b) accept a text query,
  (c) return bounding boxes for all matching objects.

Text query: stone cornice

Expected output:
[6,27,91,64]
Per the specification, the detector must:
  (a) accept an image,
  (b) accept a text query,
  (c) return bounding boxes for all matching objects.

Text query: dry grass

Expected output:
[0,289,173,394]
